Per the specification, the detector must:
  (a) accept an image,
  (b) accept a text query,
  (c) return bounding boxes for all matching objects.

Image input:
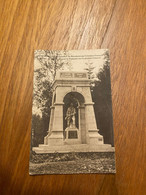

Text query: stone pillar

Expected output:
[52,103,64,130]
[78,106,86,144]
[48,106,55,131]
[85,102,104,145]
[44,106,55,144]
[44,102,64,146]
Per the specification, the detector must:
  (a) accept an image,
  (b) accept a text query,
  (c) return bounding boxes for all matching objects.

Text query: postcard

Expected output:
[29,49,116,175]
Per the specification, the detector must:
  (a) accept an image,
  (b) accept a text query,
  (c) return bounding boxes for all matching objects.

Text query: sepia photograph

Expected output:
[29,49,116,175]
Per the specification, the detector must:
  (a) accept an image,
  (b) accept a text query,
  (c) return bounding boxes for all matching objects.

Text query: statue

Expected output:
[65,103,76,128]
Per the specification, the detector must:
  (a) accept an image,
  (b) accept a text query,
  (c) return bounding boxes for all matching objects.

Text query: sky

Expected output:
[61,49,107,72]
[34,49,108,74]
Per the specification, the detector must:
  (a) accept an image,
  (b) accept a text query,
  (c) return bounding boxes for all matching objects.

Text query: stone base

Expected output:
[44,130,64,146]
[35,128,114,154]
[88,129,104,145]
[32,144,115,154]
[65,127,81,145]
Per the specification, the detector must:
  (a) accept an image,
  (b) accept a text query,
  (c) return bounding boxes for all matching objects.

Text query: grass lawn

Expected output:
[29,152,116,175]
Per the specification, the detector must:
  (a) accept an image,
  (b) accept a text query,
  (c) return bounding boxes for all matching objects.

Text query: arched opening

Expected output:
[63,92,86,143]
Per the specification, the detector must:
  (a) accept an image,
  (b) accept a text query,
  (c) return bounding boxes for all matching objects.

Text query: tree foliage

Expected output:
[33,50,72,114]
[31,114,43,147]
[35,50,71,80]
[84,62,95,79]
[92,51,114,146]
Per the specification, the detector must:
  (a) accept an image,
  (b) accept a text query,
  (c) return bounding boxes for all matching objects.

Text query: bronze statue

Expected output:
[65,103,76,128]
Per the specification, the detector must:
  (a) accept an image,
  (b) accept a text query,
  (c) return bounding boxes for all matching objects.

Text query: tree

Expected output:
[35,50,72,80]
[92,51,114,146]
[34,50,72,112]
[31,114,43,147]
[84,62,95,79]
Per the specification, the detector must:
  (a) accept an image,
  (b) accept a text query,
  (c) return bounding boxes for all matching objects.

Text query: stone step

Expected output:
[33,144,115,153]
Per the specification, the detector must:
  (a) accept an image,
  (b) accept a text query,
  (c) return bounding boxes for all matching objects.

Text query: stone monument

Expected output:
[33,71,114,153]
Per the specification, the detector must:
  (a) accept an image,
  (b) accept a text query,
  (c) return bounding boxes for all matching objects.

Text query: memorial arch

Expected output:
[33,71,114,153]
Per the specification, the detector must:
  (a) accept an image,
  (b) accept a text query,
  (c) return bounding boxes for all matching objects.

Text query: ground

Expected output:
[29,152,116,175]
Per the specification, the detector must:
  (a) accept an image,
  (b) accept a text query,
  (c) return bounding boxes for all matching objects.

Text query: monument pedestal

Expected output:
[44,130,64,146]
[32,144,115,153]
[64,127,81,145]
[88,129,104,145]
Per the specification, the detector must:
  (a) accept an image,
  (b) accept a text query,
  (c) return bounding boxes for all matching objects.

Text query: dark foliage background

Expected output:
[92,51,114,146]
